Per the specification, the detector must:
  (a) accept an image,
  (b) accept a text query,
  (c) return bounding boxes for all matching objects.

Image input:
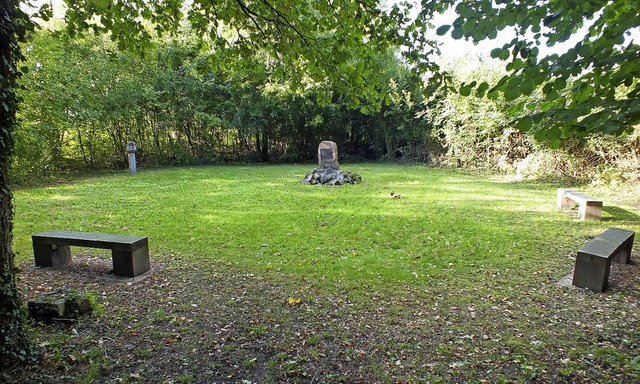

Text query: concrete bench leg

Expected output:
[612,234,634,264]
[33,243,71,267]
[557,189,573,209]
[579,201,602,220]
[572,254,611,292]
[111,246,150,277]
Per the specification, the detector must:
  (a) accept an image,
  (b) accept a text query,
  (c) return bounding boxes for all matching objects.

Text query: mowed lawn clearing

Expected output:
[7,164,640,383]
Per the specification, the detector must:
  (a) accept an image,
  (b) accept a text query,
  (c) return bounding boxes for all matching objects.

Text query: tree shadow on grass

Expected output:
[601,206,640,222]
[17,254,158,294]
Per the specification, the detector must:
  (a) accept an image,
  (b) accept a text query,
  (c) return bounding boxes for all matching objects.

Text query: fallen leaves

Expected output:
[287,297,302,306]
[9,255,640,384]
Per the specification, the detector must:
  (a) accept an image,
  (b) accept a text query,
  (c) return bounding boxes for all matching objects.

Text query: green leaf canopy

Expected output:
[61,0,430,109]
[416,0,640,140]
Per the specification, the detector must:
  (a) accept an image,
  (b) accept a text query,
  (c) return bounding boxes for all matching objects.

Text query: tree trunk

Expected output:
[261,126,269,162]
[77,127,90,166]
[0,0,39,369]
[255,129,261,160]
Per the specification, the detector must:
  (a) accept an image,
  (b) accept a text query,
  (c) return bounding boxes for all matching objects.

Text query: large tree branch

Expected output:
[234,0,270,40]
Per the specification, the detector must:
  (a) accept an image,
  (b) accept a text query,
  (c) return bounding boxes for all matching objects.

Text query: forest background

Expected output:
[11,15,639,190]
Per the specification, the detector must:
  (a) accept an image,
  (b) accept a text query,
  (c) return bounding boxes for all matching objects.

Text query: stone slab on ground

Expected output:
[28,291,93,324]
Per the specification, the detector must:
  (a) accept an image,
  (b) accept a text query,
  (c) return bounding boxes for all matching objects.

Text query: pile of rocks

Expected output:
[303,140,361,185]
[302,168,362,186]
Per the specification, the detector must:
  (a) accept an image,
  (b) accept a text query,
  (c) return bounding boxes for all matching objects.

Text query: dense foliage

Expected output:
[13,28,640,188]
[58,0,640,144]
[425,58,640,185]
[421,0,640,145]
[61,0,437,111]
[13,29,431,182]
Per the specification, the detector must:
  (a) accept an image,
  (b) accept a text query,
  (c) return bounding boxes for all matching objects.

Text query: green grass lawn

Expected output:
[9,164,640,383]
[12,164,636,290]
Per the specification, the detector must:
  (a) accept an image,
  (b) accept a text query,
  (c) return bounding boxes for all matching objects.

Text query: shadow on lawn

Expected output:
[602,206,640,222]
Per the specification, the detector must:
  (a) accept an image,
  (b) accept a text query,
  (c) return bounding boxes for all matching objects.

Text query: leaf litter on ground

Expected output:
[4,251,640,383]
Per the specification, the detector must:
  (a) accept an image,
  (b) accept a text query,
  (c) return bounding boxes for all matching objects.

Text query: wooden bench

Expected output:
[557,188,603,220]
[572,227,634,292]
[32,230,150,277]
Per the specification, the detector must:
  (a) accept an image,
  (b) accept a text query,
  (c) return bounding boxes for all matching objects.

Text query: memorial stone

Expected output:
[126,141,137,175]
[318,141,339,170]
[302,140,361,185]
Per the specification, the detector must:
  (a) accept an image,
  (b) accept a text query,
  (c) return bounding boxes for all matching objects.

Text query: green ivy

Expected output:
[0,0,43,369]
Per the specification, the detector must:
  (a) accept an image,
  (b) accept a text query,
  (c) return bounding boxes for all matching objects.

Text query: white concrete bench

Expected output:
[557,188,602,220]
[572,227,634,292]
[32,230,150,277]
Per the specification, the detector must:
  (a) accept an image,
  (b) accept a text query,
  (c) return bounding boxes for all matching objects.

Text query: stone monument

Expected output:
[318,140,339,170]
[302,141,361,185]
[126,141,137,175]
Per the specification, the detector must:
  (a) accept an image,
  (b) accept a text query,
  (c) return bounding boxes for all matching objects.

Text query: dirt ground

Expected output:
[3,253,640,383]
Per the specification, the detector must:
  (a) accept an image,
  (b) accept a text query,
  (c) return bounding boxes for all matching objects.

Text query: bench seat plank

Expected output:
[32,230,147,251]
[578,228,633,262]
[564,190,598,203]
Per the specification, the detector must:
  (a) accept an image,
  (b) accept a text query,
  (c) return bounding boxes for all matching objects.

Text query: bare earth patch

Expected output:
[3,253,640,383]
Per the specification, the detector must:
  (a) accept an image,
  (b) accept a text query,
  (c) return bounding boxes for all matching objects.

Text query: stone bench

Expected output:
[32,230,150,277]
[572,227,634,292]
[557,188,603,220]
